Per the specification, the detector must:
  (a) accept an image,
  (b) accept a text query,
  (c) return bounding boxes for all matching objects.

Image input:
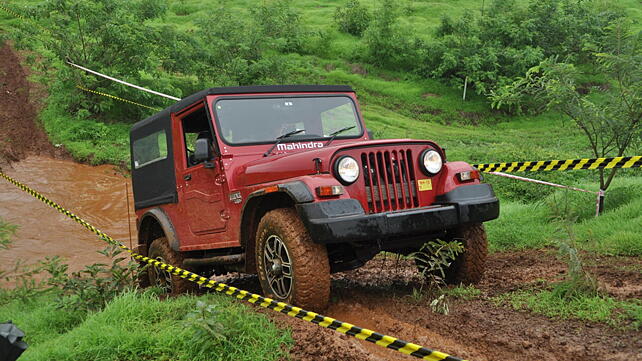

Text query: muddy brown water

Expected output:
[0,156,135,276]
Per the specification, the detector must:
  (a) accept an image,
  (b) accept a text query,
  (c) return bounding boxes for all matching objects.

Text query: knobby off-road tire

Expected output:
[446,223,488,284]
[256,208,331,311]
[416,223,488,284]
[145,237,197,295]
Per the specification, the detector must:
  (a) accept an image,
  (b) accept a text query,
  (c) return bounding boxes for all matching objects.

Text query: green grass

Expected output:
[494,289,642,330]
[485,176,642,256]
[0,290,291,361]
[40,97,132,167]
[443,284,482,300]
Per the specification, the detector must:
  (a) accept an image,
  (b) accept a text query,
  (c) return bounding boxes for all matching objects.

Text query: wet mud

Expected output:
[222,251,642,361]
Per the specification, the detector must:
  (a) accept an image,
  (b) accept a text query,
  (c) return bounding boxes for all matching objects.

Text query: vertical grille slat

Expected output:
[361,148,420,213]
[406,150,419,207]
[371,153,385,212]
[386,151,399,210]
[396,150,409,209]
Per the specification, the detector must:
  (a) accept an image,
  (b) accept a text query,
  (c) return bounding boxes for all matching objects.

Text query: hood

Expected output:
[234,139,439,186]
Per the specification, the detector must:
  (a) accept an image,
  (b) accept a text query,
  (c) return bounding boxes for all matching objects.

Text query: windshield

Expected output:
[214,96,362,145]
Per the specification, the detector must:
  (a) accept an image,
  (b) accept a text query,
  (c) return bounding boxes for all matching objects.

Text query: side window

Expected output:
[132,130,167,169]
[180,106,215,168]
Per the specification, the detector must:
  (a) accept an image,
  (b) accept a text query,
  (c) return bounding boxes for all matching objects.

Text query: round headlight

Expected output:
[420,149,443,175]
[334,156,360,184]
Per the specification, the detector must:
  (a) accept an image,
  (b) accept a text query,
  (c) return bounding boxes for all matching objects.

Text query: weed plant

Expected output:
[409,239,464,314]
[0,217,16,250]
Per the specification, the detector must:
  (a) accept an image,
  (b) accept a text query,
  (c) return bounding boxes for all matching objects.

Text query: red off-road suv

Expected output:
[130,85,499,310]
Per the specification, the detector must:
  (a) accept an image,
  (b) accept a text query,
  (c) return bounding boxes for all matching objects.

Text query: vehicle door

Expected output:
[176,103,228,235]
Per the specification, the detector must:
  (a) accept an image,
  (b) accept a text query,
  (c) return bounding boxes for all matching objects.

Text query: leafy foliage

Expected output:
[250,0,306,53]
[334,0,371,37]
[491,20,641,190]
[362,0,418,69]
[12,0,306,124]
[418,0,623,96]
[46,245,139,312]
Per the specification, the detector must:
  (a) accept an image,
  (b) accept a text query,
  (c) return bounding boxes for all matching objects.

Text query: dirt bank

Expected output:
[0,43,66,166]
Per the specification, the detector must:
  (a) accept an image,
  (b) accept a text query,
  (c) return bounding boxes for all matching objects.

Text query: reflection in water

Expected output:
[0,157,135,276]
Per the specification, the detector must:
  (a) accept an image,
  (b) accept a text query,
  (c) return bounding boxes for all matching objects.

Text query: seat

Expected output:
[188,131,212,166]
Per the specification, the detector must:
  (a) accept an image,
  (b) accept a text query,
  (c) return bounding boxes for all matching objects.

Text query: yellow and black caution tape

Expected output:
[76,85,161,111]
[474,155,642,173]
[0,3,29,22]
[0,3,51,34]
[0,171,465,361]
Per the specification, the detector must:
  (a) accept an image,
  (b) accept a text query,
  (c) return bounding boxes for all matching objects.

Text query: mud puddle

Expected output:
[0,156,135,276]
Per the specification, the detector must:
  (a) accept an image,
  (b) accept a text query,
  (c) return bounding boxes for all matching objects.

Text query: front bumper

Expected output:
[297,183,499,245]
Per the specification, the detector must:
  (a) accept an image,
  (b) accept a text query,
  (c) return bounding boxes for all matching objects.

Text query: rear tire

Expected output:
[256,208,331,311]
[146,237,197,295]
[416,223,488,284]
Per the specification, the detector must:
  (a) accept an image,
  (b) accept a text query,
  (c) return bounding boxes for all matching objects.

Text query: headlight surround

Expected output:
[334,156,360,184]
[420,149,443,175]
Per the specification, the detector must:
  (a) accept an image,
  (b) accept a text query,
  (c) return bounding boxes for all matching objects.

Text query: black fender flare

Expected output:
[138,207,181,252]
[240,181,314,235]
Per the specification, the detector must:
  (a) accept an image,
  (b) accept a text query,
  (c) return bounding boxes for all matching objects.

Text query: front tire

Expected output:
[256,208,330,311]
[146,237,197,295]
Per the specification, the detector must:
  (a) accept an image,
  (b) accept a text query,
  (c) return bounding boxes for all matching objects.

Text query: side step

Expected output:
[183,254,244,268]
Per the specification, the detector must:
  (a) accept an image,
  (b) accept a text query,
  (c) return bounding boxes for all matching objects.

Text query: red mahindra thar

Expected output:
[130,85,499,310]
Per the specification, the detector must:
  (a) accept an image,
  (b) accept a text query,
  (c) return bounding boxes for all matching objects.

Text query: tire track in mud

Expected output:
[319,253,641,361]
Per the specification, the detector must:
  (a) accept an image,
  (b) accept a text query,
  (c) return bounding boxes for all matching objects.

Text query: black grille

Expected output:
[360,149,418,213]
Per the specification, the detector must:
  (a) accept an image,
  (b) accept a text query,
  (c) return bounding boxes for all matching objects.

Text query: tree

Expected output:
[491,21,641,192]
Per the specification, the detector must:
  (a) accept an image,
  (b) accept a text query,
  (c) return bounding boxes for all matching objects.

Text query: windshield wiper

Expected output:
[263,129,306,157]
[325,126,356,146]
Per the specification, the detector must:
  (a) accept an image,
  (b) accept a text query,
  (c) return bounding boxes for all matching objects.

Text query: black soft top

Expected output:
[130,85,353,210]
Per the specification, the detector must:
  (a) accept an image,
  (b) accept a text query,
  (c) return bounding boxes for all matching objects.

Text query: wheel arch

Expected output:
[240,181,313,273]
[138,207,180,255]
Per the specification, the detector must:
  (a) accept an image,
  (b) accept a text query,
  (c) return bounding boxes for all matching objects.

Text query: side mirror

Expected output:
[367,129,374,140]
[194,138,215,169]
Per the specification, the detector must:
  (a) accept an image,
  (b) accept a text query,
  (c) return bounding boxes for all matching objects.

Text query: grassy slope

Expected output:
[0,291,291,361]
[0,0,640,255]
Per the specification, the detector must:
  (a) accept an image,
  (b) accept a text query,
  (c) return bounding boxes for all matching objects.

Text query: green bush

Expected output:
[334,0,371,37]
[418,0,623,96]
[362,0,419,69]
[250,0,306,53]
[47,246,139,312]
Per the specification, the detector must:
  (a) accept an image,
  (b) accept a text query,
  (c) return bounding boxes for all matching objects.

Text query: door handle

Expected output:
[183,174,192,181]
